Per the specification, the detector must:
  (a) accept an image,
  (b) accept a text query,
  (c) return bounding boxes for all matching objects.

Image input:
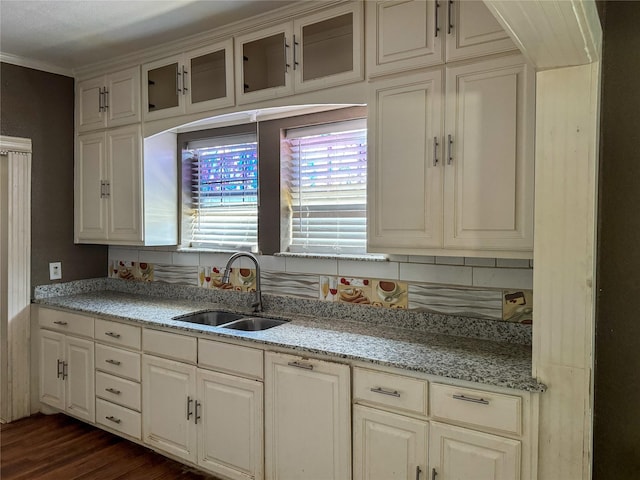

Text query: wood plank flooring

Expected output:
[1,413,220,480]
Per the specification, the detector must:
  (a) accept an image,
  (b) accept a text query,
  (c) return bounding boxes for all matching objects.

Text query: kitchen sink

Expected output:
[173,310,246,326]
[220,317,289,331]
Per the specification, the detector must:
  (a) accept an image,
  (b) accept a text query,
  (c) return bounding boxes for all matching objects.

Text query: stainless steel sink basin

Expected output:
[220,317,289,331]
[173,310,246,326]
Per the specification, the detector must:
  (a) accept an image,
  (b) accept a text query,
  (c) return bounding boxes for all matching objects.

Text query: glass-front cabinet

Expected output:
[235,2,363,104]
[143,39,234,121]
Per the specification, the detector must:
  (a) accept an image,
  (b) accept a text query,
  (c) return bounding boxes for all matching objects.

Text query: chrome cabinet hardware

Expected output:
[435,1,440,37]
[105,387,121,395]
[105,359,121,366]
[284,37,291,72]
[447,0,454,34]
[98,87,104,112]
[447,134,453,164]
[432,467,438,480]
[287,361,314,371]
[57,359,63,379]
[195,401,201,424]
[452,393,490,405]
[433,136,440,166]
[370,387,401,398]
[416,465,422,480]
[62,361,68,380]
[103,88,109,110]
[186,396,193,420]
[53,320,68,326]
[104,331,121,339]
[105,415,121,424]
[181,65,188,94]
[100,181,106,198]
[176,68,181,95]
[293,34,299,70]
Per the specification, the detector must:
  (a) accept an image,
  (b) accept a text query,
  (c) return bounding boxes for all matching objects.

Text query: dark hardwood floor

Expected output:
[1,413,220,480]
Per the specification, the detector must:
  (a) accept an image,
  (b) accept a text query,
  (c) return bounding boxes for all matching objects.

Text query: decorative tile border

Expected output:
[108,260,153,282]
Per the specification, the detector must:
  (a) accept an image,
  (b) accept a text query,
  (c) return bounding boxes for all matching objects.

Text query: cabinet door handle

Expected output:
[293,34,299,70]
[62,361,68,380]
[452,393,490,405]
[100,180,106,198]
[447,0,454,34]
[370,387,401,398]
[447,134,453,164]
[416,465,422,480]
[57,359,63,379]
[98,87,103,112]
[53,320,68,326]
[105,359,121,366]
[284,37,290,73]
[435,1,440,37]
[105,181,110,198]
[182,65,188,94]
[176,68,181,95]
[186,396,193,420]
[433,136,439,166]
[287,361,313,370]
[104,331,121,339]
[105,387,121,395]
[105,415,121,424]
[103,88,109,110]
[432,467,438,480]
[195,400,201,424]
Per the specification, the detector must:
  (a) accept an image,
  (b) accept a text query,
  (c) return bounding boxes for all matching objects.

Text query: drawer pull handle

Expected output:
[288,361,314,371]
[186,396,193,420]
[195,400,201,424]
[432,467,438,480]
[105,415,121,424]
[105,331,121,338]
[371,387,401,398]
[53,321,68,326]
[105,359,121,366]
[452,394,489,405]
[105,387,121,395]
[416,465,422,480]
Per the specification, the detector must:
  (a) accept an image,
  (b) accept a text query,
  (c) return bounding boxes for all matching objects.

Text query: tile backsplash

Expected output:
[109,248,533,324]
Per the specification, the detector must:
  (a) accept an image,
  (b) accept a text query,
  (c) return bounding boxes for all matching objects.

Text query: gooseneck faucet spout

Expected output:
[222,252,263,313]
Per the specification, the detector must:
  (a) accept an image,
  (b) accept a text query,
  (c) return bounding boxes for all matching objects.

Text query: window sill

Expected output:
[275,252,388,262]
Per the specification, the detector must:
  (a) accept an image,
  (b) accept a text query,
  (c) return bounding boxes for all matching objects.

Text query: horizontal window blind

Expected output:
[184,134,258,249]
[282,119,367,254]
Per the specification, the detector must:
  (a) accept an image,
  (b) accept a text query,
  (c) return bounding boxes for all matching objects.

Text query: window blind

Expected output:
[282,119,367,254]
[185,134,258,250]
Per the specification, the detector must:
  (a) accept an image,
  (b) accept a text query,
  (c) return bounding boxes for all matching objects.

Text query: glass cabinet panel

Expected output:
[242,32,286,94]
[190,49,227,104]
[302,13,353,82]
[147,63,179,112]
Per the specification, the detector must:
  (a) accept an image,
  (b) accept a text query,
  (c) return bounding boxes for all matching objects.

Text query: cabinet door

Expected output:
[77,76,106,132]
[235,22,294,105]
[143,56,183,120]
[265,352,351,480]
[367,69,444,253]
[445,0,516,62]
[366,0,443,77]
[106,66,141,128]
[65,336,95,423]
[293,2,363,93]
[142,355,197,463]
[353,405,428,480]
[39,330,65,410]
[197,369,264,480]
[106,124,143,243]
[186,40,235,114]
[75,132,108,242]
[443,55,534,252]
[429,422,520,480]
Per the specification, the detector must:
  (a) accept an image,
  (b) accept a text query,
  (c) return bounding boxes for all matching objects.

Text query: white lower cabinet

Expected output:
[264,351,351,480]
[353,405,428,480]
[429,422,520,480]
[40,329,95,423]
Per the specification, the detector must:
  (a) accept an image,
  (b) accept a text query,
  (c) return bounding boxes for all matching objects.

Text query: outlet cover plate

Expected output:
[49,262,62,280]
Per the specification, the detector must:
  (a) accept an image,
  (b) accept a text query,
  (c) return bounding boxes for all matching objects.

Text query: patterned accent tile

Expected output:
[408,284,503,320]
[153,264,198,285]
[503,290,533,323]
[262,271,318,299]
[108,260,153,282]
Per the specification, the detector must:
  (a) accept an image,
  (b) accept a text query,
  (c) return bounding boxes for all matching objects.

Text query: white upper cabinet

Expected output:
[366,0,517,77]
[143,39,234,121]
[236,2,363,105]
[77,66,141,132]
[368,54,535,257]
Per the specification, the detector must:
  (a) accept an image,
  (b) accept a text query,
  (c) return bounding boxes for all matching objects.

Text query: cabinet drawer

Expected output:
[95,344,141,381]
[96,398,141,440]
[38,307,94,338]
[430,383,522,435]
[96,371,141,411]
[143,328,197,363]
[199,338,263,380]
[353,367,428,416]
[95,319,141,350]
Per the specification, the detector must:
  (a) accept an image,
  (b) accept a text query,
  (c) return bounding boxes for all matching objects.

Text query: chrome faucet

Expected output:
[222,252,263,313]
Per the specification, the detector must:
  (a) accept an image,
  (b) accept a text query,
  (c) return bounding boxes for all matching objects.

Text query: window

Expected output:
[182,132,258,250]
[281,118,367,254]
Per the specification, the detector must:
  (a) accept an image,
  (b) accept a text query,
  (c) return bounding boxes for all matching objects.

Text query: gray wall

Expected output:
[594,2,640,478]
[0,62,107,289]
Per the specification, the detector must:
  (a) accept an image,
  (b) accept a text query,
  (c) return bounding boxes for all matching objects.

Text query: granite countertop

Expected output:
[35,289,545,393]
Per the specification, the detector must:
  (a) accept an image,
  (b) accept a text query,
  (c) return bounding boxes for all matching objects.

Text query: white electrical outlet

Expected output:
[49,262,62,280]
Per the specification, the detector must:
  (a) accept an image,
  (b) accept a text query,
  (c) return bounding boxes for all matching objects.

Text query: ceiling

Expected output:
[0,0,295,74]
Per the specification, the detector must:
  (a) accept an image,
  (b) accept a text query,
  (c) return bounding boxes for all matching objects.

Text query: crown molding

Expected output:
[0,135,33,154]
[0,52,74,77]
